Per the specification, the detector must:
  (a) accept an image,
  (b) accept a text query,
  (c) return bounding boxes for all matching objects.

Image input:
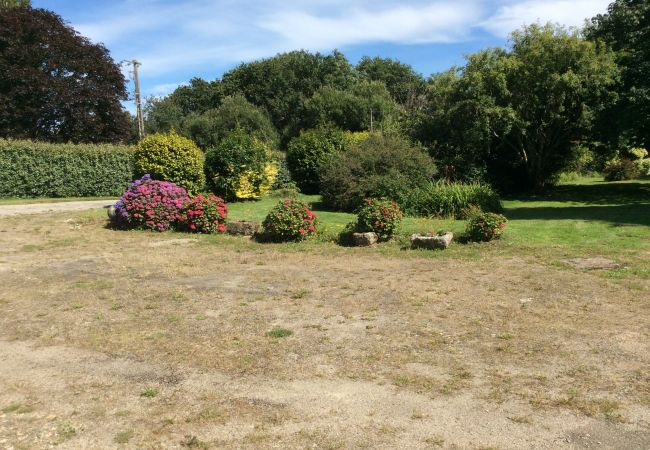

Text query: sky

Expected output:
[34,0,613,111]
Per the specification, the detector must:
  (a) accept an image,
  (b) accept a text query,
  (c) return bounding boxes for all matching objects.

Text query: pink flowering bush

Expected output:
[356,198,403,240]
[262,198,317,241]
[466,212,507,242]
[113,174,189,231]
[179,194,228,234]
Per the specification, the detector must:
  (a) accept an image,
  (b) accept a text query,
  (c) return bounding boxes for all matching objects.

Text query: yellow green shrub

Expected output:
[134,131,205,193]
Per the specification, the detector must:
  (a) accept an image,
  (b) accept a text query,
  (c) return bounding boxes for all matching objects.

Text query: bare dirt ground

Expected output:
[0,200,114,217]
[1,211,649,449]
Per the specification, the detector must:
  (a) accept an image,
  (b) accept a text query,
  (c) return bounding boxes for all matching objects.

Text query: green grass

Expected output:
[223,178,650,278]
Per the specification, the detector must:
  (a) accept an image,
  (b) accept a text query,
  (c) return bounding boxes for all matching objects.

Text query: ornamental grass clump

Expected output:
[465,212,507,242]
[356,198,403,241]
[113,174,189,232]
[261,199,317,242]
[179,194,228,234]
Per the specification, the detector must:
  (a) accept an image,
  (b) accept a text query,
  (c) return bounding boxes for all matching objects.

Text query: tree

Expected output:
[0,7,130,143]
[182,94,278,150]
[145,77,222,133]
[418,24,617,190]
[586,0,650,149]
[302,81,401,132]
[221,50,355,143]
[356,56,426,106]
[0,0,30,7]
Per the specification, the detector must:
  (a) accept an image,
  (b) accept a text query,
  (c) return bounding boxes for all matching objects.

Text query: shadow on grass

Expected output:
[505,204,650,226]
[504,181,650,205]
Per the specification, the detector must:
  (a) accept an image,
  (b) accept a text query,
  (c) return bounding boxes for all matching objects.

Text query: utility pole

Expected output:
[125,60,145,139]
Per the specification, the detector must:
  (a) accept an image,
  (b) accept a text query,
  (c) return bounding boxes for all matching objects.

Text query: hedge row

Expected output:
[0,139,134,197]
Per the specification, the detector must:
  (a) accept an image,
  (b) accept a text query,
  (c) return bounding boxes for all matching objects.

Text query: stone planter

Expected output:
[352,232,378,247]
[411,232,453,250]
[227,220,260,236]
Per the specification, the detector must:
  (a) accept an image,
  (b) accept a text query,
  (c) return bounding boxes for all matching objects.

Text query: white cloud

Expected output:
[69,0,612,79]
[482,0,612,37]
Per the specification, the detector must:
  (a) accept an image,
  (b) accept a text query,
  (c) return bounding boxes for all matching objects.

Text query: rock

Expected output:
[107,205,116,220]
[227,220,260,236]
[411,232,453,250]
[352,232,378,247]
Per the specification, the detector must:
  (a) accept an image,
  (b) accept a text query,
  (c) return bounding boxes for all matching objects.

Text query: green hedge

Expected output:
[0,139,134,198]
[401,181,502,218]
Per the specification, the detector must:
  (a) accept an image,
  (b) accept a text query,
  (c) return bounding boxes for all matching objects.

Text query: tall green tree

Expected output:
[418,24,617,190]
[221,50,355,143]
[0,0,30,7]
[0,7,130,143]
[144,77,222,133]
[182,94,278,150]
[356,56,426,106]
[586,0,650,149]
[302,80,401,132]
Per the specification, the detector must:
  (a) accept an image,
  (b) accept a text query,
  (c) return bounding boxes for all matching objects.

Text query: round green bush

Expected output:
[466,212,507,242]
[204,129,276,201]
[134,131,205,193]
[261,198,318,242]
[356,198,403,240]
[319,134,437,211]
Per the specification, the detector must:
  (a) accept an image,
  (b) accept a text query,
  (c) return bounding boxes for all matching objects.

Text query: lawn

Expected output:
[0,178,649,449]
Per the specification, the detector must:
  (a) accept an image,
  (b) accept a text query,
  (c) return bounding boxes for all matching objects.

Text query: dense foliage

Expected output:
[356,198,403,240]
[466,212,508,242]
[204,129,276,200]
[401,181,502,218]
[319,134,437,211]
[286,128,349,194]
[113,175,190,232]
[134,131,205,193]
[262,198,318,241]
[586,0,650,150]
[415,24,617,191]
[602,158,640,181]
[179,194,228,234]
[182,94,279,150]
[0,139,133,197]
[0,7,130,143]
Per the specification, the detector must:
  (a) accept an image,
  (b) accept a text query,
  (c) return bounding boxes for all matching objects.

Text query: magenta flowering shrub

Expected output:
[465,212,507,242]
[262,198,317,241]
[356,198,403,240]
[113,174,189,231]
[179,194,228,234]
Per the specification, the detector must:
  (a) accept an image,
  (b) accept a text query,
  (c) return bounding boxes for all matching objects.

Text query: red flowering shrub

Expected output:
[113,174,189,231]
[262,198,317,241]
[466,212,507,242]
[179,194,228,234]
[356,198,403,240]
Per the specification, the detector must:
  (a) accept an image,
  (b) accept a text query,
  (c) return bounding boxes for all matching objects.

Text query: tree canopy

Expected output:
[0,7,130,143]
[586,0,650,149]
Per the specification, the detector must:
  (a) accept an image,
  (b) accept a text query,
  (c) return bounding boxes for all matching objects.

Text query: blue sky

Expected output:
[34,0,612,110]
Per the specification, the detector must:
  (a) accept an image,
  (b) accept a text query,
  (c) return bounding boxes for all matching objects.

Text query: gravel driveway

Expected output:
[0,200,115,217]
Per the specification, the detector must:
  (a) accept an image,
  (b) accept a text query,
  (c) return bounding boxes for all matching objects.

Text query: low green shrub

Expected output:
[401,181,502,218]
[355,198,403,240]
[134,131,205,193]
[261,198,318,242]
[204,129,277,201]
[466,212,507,242]
[0,139,134,198]
[320,134,436,211]
[635,159,650,177]
[603,159,640,181]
